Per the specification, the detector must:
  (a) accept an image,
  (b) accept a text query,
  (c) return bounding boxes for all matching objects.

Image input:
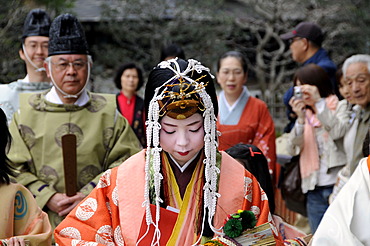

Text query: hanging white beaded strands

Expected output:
[192,66,223,246]
[138,59,175,246]
[138,58,221,246]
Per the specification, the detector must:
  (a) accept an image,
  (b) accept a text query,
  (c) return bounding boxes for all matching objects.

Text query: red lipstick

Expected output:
[178,151,189,156]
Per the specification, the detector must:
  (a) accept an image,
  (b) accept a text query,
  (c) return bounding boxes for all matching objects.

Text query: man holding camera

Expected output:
[280,22,337,133]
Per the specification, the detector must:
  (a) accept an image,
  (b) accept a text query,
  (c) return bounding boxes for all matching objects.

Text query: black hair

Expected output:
[293,63,333,98]
[0,109,16,185]
[113,63,144,91]
[160,43,185,61]
[226,143,275,213]
[336,65,344,88]
[144,59,218,119]
[217,51,248,73]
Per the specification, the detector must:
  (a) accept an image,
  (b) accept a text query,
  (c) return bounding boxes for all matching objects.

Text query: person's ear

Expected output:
[302,38,309,51]
[19,48,26,62]
[44,61,51,78]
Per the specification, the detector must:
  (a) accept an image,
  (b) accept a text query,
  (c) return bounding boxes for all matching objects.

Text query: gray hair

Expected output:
[44,55,93,65]
[342,54,370,77]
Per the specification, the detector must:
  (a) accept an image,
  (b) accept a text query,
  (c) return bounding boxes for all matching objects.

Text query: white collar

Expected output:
[22,75,30,83]
[168,151,200,173]
[45,87,89,106]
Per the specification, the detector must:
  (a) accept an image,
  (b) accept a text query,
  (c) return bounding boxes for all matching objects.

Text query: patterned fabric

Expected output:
[54,150,280,245]
[217,97,277,178]
[0,183,52,245]
[8,90,141,229]
[160,152,205,245]
[0,80,51,122]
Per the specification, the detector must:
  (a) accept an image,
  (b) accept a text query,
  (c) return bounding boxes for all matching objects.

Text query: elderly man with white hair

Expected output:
[7,13,141,230]
[342,54,370,174]
[311,54,370,246]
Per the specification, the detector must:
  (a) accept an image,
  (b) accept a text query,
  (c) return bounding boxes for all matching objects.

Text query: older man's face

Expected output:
[45,54,89,97]
[345,62,370,108]
[289,37,307,63]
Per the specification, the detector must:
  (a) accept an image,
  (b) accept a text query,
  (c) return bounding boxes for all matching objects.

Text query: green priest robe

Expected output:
[8,90,141,228]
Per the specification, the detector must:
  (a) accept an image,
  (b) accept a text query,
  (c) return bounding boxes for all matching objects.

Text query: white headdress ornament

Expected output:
[137,58,222,246]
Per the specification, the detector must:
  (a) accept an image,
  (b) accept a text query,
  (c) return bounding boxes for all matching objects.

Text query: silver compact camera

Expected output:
[294,86,303,99]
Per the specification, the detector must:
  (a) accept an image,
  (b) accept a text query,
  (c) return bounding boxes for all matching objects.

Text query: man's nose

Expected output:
[351,82,360,93]
[66,63,77,74]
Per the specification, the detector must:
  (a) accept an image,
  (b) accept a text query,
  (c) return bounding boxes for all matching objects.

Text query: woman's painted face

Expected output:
[160,113,204,166]
[217,56,247,97]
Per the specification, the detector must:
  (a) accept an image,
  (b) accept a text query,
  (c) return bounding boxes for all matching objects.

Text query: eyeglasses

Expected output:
[24,43,48,52]
[50,61,87,71]
[289,37,304,45]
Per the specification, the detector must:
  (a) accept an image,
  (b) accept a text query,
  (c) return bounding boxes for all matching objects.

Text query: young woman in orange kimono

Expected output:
[54,58,283,246]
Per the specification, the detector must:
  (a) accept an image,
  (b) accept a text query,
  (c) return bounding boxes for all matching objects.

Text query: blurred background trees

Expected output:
[0,0,75,82]
[1,0,369,132]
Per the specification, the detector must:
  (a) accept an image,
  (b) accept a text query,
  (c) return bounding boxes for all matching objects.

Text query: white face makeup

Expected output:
[159,113,204,166]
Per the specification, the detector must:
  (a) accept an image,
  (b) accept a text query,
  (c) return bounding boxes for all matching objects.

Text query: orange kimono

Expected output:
[217,97,277,180]
[54,150,279,245]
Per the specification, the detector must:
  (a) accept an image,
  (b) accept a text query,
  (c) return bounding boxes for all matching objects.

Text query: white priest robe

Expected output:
[311,157,370,246]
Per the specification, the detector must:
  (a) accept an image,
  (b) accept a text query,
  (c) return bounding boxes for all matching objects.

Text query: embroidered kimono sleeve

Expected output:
[251,104,277,175]
[8,112,57,209]
[241,170,283,244]
[55,168,123,246]
[79,114,141,196]
[0,183,52,246]
[241,169,271,225]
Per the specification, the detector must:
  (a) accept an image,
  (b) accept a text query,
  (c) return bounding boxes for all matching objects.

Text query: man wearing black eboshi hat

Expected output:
[7,13,141,230]
[0,9,52,123]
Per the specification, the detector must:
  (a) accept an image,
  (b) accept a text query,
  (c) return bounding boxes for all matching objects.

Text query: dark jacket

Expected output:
[283,48,337,133]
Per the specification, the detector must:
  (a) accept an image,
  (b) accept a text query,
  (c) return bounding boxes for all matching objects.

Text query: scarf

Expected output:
[300,95,338,179]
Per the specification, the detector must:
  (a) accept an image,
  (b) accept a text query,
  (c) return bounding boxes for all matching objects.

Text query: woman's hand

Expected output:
[6,237,26,246]
[301,84,321,107]
[289,97,305,124]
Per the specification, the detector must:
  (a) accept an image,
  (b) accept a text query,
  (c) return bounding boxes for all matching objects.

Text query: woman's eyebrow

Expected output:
[187,120,201,126]
[162,120,201,127]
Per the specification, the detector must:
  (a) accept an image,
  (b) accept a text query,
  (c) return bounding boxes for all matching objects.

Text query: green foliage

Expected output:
[89,0,232,82]
[0,1,27,83]
[34,0,75,14]
[0,0,75,83]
